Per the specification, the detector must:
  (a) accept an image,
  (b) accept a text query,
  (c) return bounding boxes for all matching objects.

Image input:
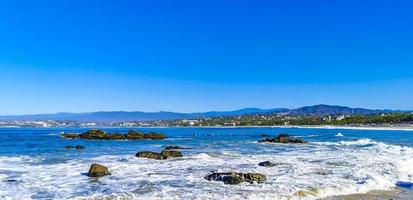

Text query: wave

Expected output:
[1,140,413,199]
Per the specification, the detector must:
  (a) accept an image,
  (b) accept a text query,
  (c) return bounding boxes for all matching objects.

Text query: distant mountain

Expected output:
[0,105,400,122]
[0,108,285,122]
[288,104,397,116]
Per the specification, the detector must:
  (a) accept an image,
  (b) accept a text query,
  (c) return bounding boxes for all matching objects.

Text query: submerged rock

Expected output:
[136,150,183,160]
[204,172,266,185]
[65,145,85,150]
[75,145,85,149]
[88,164,111,177]
[62,129,167,140]
[258,161,276,167]
[259,134,307,144]
[62,133,79,139]
[164,145,193,150]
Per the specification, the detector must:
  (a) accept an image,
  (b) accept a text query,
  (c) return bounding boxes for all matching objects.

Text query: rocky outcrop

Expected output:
[136,151,165,160]
[204,172,267,185]
[136,150,183,160]
[109,133,126,140]
[258,161,276,167]
[259,134,307,144]
[88,164,111,177]
[79,129,109,139]
[62,133,79,139]
[62,129,167,140]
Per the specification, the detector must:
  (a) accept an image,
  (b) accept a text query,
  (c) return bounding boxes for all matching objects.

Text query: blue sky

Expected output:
[0,0,412,114]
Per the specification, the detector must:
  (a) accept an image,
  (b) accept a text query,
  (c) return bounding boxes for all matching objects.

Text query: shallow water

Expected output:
[0,127,413,199]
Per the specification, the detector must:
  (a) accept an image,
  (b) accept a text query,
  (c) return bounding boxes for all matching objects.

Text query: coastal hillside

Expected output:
[0,105,401,122]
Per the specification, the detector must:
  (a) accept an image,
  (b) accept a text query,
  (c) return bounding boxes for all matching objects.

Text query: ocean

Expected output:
[0,127,413,199]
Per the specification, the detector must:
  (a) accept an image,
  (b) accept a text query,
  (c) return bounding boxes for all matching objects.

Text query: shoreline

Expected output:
[1,125,413,131]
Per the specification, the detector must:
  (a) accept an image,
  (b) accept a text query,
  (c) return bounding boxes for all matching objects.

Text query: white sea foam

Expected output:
[1,139,413,200]
[335,132,344,137]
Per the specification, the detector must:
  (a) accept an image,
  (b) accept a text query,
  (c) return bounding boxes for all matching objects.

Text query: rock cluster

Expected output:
[204,172,267,185]
[258,134,307,144]
[88,163,111,177]
[62,129,167,140]
[136,149,183,160]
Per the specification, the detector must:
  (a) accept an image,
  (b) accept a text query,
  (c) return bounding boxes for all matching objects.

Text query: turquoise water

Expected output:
[0,127,413,199]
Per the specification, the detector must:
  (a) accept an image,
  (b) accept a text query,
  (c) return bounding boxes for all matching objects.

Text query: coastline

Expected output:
[1,124,413,131]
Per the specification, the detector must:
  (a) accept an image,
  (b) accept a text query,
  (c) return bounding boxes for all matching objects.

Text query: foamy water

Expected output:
[0,128,413,199]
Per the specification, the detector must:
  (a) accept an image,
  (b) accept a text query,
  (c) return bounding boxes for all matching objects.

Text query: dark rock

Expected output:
[258,161,276,167]
[126,130,167,140]
[79,129,109,139]
[222,173,244,185]
[62,129,168,140]
[125,130,145,139]
[258,134,307,144]
[87,164,111,177]
[145,132,167,139]
[109,133,127,140]
[136,151,165,160]
[204,172,266,185]
[62,133,79,139]
[75,145,85,149]
[64,145,74,149]
[278,134,290,138]
[136,150,183,160]
[164,145,192,150]
[161,150,183,158]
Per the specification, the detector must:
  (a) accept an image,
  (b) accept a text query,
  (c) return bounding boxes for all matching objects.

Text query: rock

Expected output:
[62,129,168,140]
[87,164,111,177]
[75,145,85,149]
[125,130,145,139]
[62,133,79,139]
[126,130,167,140]
[221,173,245,185]
[164,145,193,150]
[243,173,267,183]
[136,151,165,160]
[161,150,183,158]
[136,150,183,160]
[258,161,276,167]
[204,172,266,185]
[79,129,109,139]
[109,133,126,140]
[145,132,167,139]
[64,145,74,149]
[259,134,307,144]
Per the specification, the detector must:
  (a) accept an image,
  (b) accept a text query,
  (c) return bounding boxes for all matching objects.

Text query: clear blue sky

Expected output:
[0,0,412,115]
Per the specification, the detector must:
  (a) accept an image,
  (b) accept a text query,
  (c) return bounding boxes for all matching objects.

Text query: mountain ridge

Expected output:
[0,105,403,122]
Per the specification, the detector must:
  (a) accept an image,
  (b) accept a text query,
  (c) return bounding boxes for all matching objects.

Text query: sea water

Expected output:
[0,127,413,200]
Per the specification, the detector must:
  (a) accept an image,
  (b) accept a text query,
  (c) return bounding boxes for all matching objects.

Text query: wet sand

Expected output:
[323,189,413,200]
